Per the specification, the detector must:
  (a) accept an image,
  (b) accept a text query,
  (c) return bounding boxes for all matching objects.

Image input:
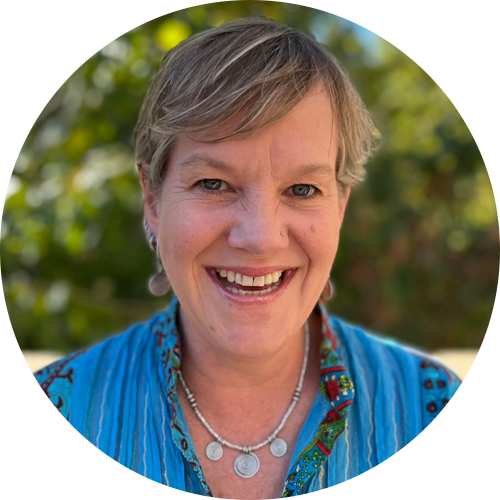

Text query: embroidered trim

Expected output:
[281,301,355,497]
[34,350,86,420]
[417,354,461,427]
[153,298,212,496]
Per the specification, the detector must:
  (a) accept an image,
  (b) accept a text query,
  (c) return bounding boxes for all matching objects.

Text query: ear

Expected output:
[139,164,160,236]
[337,185,350,225]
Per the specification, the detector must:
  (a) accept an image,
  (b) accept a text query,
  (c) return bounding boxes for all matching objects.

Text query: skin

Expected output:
[142,86,349,498]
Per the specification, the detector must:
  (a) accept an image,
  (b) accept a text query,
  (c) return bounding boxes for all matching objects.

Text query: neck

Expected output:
[177,306,312,397]
[176,306,322,453]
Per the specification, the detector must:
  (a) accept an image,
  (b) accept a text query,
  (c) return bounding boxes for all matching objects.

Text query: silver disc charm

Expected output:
[206,441,223,461]
[234,452,260,478]
[270,438,287,457]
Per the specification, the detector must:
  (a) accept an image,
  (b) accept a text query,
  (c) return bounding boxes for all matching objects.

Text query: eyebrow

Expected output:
[180,154,233,173]
[180,153,335,178]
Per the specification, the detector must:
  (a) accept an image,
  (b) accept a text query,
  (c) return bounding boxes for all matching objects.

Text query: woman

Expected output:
[35,18,460,498]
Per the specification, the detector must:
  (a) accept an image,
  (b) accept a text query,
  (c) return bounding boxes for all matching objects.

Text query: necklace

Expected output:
[178,321,310,479]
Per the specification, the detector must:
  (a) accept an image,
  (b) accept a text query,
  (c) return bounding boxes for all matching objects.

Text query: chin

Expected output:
[212,314,297,357]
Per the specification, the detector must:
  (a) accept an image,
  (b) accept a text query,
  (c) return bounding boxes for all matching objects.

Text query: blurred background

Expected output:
[1,2,497,377]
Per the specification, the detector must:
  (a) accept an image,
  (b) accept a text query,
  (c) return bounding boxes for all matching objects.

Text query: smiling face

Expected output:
[143,87,349,358]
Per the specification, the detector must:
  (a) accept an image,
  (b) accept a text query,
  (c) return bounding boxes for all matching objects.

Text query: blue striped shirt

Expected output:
[34,297,460,495]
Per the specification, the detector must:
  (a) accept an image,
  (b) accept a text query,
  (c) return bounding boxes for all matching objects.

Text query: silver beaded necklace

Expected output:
[178,321,310,479]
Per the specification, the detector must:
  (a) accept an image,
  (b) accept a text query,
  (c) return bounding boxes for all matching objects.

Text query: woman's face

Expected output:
[144,87,349,358]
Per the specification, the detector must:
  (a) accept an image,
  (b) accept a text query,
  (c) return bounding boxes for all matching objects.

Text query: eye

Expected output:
[287,184,317,197]
[200,179,228,191]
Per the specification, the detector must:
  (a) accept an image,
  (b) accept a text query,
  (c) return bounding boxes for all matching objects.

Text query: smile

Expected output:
[216,269,283,296]
[207,268,295,298]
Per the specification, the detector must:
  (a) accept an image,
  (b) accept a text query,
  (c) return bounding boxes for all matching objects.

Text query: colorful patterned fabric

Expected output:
[34,297,460,496]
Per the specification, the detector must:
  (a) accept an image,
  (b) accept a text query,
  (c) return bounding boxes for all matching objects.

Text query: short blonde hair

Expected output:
[134,17,379,196]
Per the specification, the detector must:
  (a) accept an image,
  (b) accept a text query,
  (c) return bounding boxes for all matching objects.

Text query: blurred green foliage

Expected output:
[1,1,498,353]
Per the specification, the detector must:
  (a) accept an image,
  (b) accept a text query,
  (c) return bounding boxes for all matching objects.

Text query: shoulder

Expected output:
[33,307,177,419]
[328,314,461,426]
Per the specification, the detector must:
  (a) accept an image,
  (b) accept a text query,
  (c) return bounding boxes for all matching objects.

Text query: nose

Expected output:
[227,198,288,257]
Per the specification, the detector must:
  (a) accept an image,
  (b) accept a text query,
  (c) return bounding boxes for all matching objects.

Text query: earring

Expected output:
[143,219,171,296]
[143,218,157,251]
[321,278,334,301]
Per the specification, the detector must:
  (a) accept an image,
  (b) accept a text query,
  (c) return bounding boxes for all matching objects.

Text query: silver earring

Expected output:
[143,218,157,251]
[143,219,171,296]
[321,278,334,301]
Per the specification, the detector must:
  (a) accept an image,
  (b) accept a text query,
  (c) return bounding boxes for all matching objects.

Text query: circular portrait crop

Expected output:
[1,2,498,498]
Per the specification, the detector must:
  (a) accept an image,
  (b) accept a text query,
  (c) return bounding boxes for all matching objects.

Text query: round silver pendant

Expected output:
[234,452,260,478]
[270,438,287,457]
[206,441,223,461]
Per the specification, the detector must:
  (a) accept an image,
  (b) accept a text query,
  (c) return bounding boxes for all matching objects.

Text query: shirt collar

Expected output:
[316,300,355,416]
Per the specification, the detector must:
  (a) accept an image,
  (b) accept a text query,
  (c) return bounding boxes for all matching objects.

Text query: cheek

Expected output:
[298,214,341,271]
[158,200,227,268]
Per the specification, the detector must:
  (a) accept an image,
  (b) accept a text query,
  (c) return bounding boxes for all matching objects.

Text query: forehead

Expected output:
[168,88,338,179]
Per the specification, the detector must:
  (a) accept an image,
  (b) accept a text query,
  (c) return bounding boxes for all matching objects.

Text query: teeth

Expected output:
[242,275,254,286]
[217,269,285,285]
[224,280,281,296]
[253,276,265,287]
